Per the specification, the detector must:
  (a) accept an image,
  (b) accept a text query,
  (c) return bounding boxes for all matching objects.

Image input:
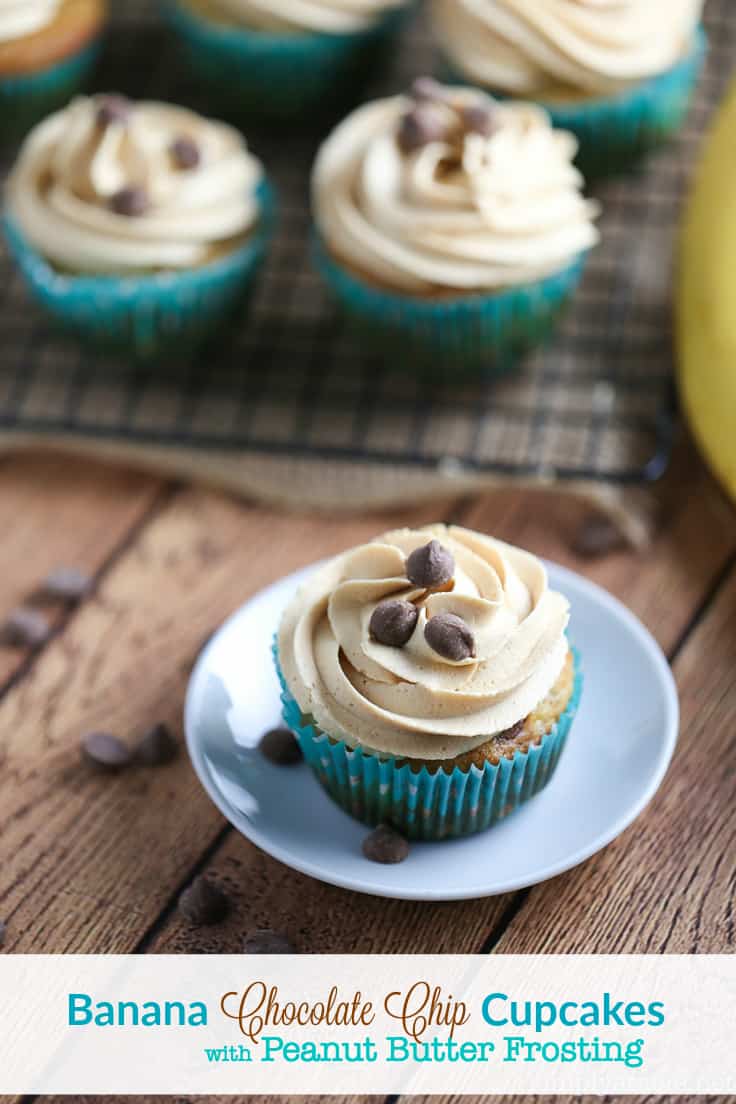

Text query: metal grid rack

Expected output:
[0,1,730,484]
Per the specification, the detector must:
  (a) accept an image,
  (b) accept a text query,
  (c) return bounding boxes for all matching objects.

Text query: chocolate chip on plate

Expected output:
[260,726,303,766]
[425,612,475,661]
[96,94,131,127]
[135,722,178,766]
[170,136,201,170]
[406,539,455,589]
[178,876,230,926]
[573,513,627,559]
[369,598,418,648]
[82,731,132,771]
[33,566,92,605]
[0,607,51,649]
[362,824,410,864]
[397,104,449,153]
[243,929,295,954]
[109,186,149,217]
[462,101,497,137]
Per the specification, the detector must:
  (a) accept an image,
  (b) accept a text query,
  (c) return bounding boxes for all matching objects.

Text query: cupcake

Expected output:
[3,93,274,358]
[276,525,582,840]
[0,0,106,140]
[312,78,599,376]
[431,0,706,177]
[161,0,412,122]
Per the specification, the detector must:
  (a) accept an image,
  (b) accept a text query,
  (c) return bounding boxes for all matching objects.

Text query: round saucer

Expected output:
[185,560,678,901]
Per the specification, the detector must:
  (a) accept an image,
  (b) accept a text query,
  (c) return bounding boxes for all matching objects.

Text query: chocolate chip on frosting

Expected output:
[397,103,450,153]
[170,136,201,170]
[109,186,149,217]
[425,612,475,661]
[406,539,455,589]
[369,598,419,648]
[411,76,450,103]
[96,95,131,127]
[462,100,498,137]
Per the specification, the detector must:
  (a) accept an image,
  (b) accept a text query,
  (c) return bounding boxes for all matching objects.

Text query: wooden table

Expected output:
[1,443,735,1104]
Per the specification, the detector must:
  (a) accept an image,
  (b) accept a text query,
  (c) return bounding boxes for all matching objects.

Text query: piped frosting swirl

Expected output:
[431,0,704,97]
[192,0,406,34]
[313,79,599,293]
[6,94,264,274]
[0,0,60,43]
[278,525,571,760]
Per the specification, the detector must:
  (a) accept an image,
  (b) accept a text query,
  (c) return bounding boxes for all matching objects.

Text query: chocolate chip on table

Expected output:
[260,726,303,766]
[425,612,475,661]
[573,513,628,559]
[406,539,455,589]
[32,566,92,605]
[243,929,295,954]
[109,186,149,217]
[0,607,51,649]
[170,136,201,170]
[369,598,418,648]
[135,722,178,766]
[462,101,497,137]
[96,94,131,127]
[397,103,450,153]
[362,824,410,864]
[178,876,229,926]
[82,731,132,771]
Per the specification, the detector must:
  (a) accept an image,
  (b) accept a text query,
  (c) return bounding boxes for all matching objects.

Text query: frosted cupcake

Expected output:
[276,525,582,840]
[162,0,412,121]
[431,0,706,176]
[0,0,106,139]
[3,94,273,358]
[312,78,599,375]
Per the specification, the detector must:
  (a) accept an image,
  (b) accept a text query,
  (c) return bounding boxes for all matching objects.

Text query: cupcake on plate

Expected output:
[312,78,599,375]
[431,0,706,177]
[161,0,412,121]
[3,93,274,358]
[0,0,106,140]
[276,525,582,840]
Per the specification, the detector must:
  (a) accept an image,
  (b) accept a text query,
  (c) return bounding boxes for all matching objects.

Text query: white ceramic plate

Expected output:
[185,561,678,901]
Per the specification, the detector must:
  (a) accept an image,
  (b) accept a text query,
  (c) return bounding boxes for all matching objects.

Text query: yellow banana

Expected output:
[677,74,736,501]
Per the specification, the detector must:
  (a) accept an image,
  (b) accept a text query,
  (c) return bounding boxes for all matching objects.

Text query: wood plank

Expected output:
[0,491,460,954]
[0,452,165,686]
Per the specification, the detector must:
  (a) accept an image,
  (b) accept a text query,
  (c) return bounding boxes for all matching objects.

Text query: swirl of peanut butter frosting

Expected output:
[313,78,599,294]
[5,94,264,274]
[431,0,704,97]
[192,0,407,33]
[0,0,60,43]
[278,526,571,760]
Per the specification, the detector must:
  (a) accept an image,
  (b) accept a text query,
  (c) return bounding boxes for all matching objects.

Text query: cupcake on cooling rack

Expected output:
[431,0,707,177]
[161,0,412,121]
[276,525,582,840]
[312,77,599,375]
[0,0,107,139]
[3,93,274,358]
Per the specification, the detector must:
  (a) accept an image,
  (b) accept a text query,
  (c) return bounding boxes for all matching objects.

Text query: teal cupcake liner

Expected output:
[313,234,587,377]
[3,181,275,361]
[161,0,409,121]
[0,42,101,143]
[274,640,583,841]
[443,27,706,178]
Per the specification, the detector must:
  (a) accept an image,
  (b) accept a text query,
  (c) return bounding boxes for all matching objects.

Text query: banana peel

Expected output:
[677,75,736,503]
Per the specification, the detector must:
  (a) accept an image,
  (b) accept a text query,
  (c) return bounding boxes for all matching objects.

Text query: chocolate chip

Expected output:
[0,607,51,649]
[369,598,418,648]
[411,76,448,102]
[573,513,627,559]
[406,539,455,589]
[0,920,6,947]
[260,727,302,765]
[425,612,475,661]
[362,824,410,864]
[462,101,497,137]
[109,186,149,217]
[96,95,131,127]
[170,136,201,170]
[243,929,295,954]
[178,876,229,926]
[32,566,91,605]
[397,104,450,153]
[82,731,132,771]
[135,722,178,766]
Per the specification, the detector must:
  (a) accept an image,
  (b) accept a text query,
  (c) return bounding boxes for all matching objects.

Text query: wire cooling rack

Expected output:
[0,1,729,484]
